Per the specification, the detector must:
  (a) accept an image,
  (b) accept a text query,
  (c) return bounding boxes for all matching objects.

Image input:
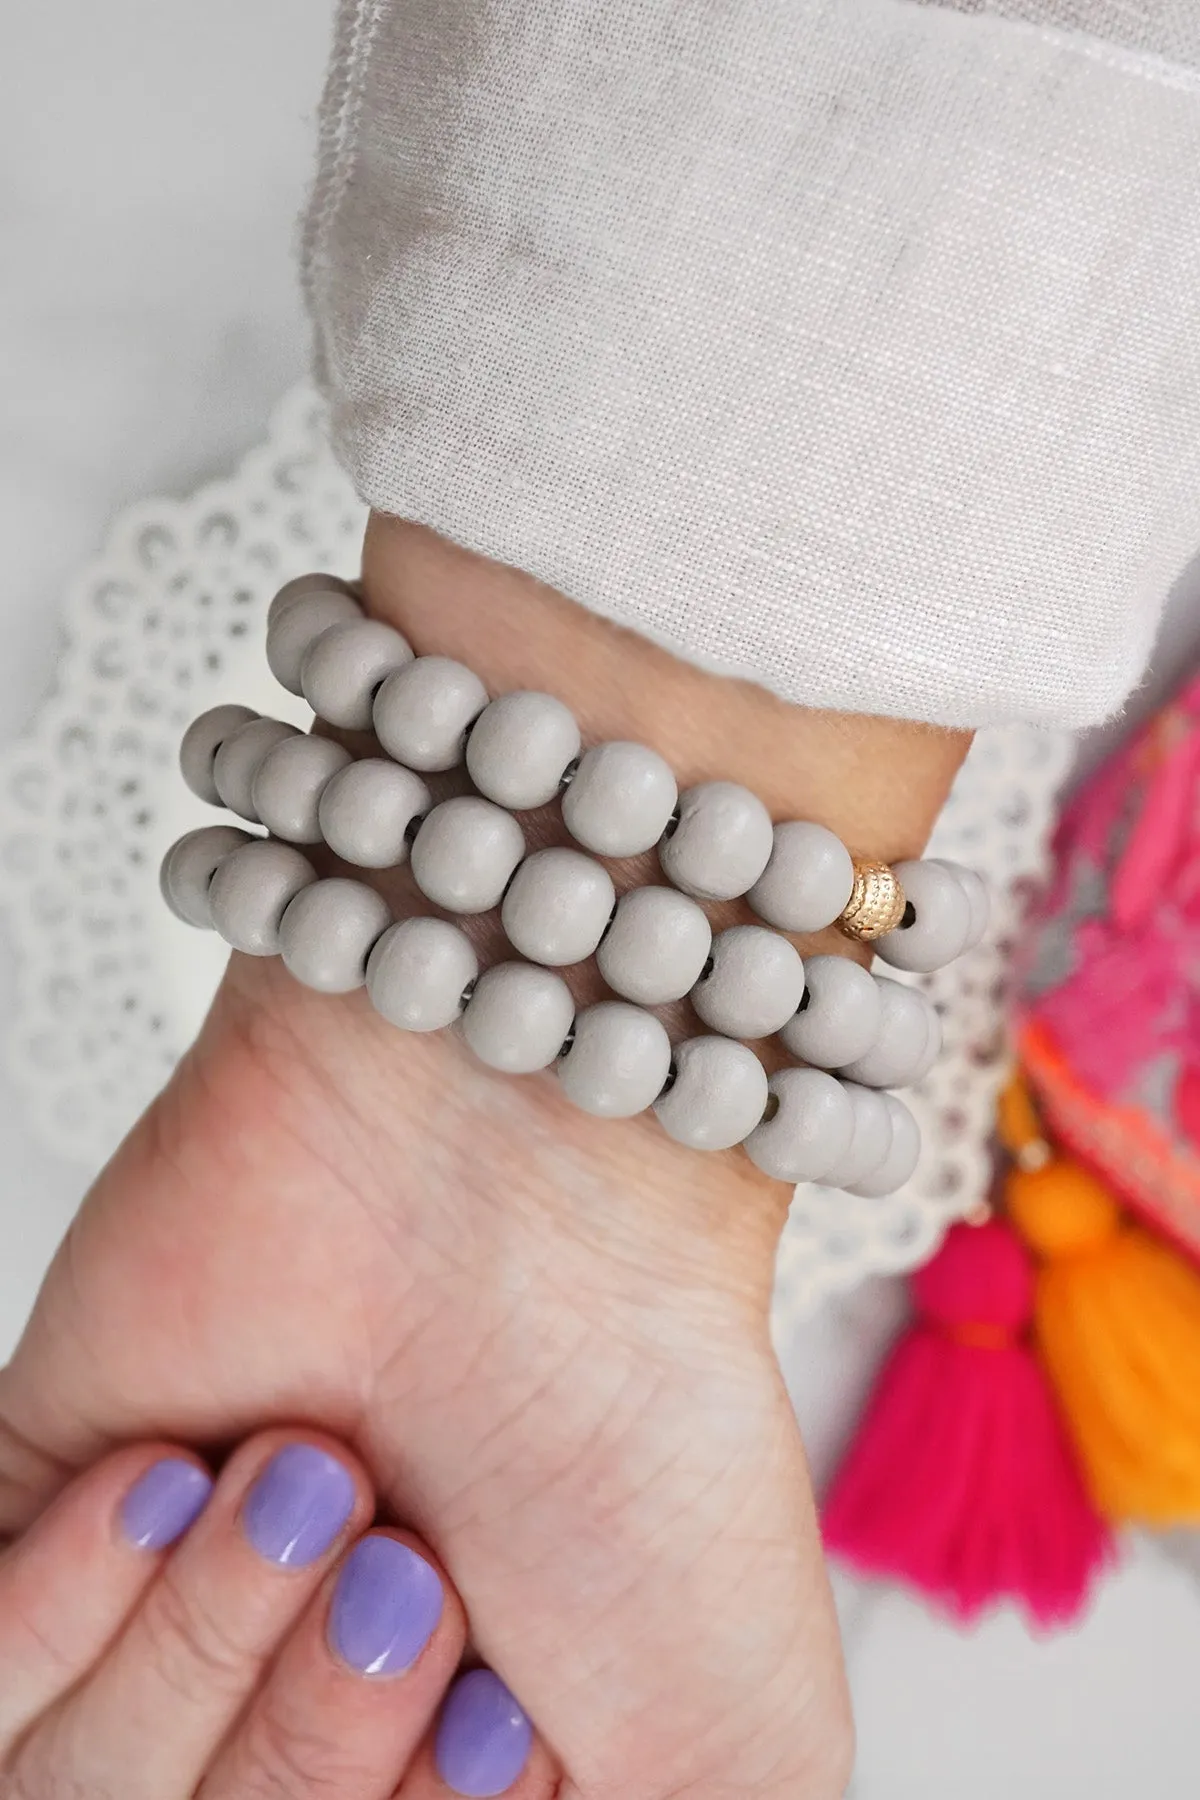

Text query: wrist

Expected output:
[360,515,970,876]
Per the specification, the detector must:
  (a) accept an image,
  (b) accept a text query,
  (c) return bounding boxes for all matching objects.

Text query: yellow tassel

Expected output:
[1007,1156,1200,1525]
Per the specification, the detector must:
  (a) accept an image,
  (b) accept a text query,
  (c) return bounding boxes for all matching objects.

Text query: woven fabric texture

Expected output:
[304,0,1200,730]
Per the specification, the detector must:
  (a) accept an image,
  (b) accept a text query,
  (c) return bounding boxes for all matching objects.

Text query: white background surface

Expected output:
[2,5,1200,1794]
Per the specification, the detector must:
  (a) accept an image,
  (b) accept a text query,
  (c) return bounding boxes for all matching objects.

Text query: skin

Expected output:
[0,518,969,1800]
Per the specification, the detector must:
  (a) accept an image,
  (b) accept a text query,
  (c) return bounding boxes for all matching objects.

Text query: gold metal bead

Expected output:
[838,859,907,943]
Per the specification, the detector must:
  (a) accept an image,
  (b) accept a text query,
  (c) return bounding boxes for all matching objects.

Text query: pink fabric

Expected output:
[1021,670,1200,1231]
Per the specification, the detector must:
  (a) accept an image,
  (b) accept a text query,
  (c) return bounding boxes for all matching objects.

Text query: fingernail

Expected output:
[328,1534,444,1675]
[120,1458,213,1551]
[436,1668,534,1798]
[242,1444,356,1567]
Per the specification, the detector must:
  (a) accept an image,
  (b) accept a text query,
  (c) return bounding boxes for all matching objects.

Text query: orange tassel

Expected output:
[1001,1075,1200,1525]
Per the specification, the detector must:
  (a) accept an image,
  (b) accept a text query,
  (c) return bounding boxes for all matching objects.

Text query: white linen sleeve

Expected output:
[303,0,1200,731]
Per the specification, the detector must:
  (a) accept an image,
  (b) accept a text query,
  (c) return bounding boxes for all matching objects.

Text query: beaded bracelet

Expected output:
[183,710,945,1083]
[160,572,989,1196]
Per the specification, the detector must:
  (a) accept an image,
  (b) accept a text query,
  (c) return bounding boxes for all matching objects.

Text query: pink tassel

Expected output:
[822,1219,1113,1627]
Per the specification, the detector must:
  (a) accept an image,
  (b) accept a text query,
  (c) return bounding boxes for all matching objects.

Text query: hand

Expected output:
[0,1425,556,1798]
[0,519,967,1799]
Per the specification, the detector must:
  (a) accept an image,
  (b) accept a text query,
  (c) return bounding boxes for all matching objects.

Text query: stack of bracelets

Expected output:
[161,572,988,1196]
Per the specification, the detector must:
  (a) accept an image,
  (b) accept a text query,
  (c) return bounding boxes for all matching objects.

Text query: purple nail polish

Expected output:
[328,1534,444,1675]
[120,1459,213,1551]
[436,1669,534,1798]
[242,1444,356,1567]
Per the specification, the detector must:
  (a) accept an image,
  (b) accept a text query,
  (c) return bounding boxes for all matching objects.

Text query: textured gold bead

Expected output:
[838,860,907,943]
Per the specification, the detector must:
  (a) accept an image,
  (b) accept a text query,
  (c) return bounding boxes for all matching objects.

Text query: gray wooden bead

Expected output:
[250,734,352,844]
[461,962,576,1074]
[560,741,678,858]
[932,858,990,950]
[267,571,359,630]
[465,691,581,811]
[779,954,882,1069]
[819,1082,894,1189]
[300,617,414,730]
[690,925,806,1040]
[366,916,479,1032]
[595,885,712,1005]
[658,780,774,901]
[874,858,972,974]
[653,1036,769,1150]
[748,820,855,933]
[266,589,363,694]
[844,1094,921,1197]
[501,847,615,967]
[909,999,944,1085]
[179,704,259,805]
[277,877,391,994]
[409,796,526,914]
[742,1066,855,1184]
[556,1001,673,1118]
[837,977,937,1087]
[160,825,254,929]
[373,656,489,772]
[208,840,316,956]
[318,758,432,869]
[212,717,300,822]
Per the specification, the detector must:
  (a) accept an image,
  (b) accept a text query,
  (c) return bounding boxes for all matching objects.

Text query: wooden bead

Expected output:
[659,781,774,902]
[779,955,882,1069]
[179,704,259,805]
[748,821,854,933]
[267,571,358,629]
[373,656,488,772]
[300,617,413,730]
[874,859,971,973]
[409,797,526,914]
[653,1036,769,1151]
[278,878,391,993]
[838,977,938,1088]
[160,825,254,929]
[367,917,478,1032]
[743,1067,855,1183]
[501,847,615,967]
[557,1002,673,1118]
[690,925,806,1040]
[318,759,432,869]
[208,840,316,956]
[466,691,581,811]
[819,1082,894,1189]
[250,734,352,844]
[561,742,678,857]
[461,963,576,1073]
[596,886,712,1006]
[212,718,300,822]
[266,589,362,694]
[843,1095,921,1196]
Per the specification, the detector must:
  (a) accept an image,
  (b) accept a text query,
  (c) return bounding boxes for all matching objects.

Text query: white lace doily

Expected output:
[0,385,1075,1316]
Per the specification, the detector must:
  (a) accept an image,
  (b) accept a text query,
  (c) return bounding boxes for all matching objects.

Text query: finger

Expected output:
[398,1668,559,1800]
[0,1443,212,1757]
[13,1431,371,1800]
[200,1528,467,1800]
